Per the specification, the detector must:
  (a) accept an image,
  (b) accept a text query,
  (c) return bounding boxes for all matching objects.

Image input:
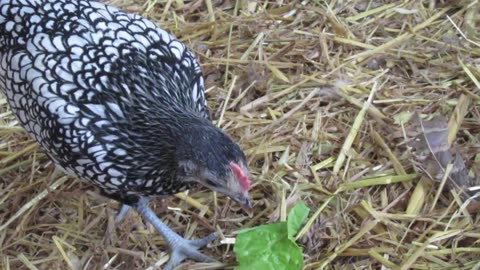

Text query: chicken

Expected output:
[0,0,252,269]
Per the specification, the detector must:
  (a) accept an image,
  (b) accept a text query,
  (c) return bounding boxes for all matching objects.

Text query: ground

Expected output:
[1,0,480,269]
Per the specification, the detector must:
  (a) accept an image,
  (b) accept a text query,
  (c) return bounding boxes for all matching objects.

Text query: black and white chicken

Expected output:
[0,1,252,269]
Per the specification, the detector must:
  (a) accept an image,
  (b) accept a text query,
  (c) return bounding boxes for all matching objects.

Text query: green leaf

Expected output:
[234,223,303,270]
[234,202,310,270]
[287,202,310,239]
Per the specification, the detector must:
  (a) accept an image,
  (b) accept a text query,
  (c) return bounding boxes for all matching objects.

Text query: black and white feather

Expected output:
[0,0,214,204]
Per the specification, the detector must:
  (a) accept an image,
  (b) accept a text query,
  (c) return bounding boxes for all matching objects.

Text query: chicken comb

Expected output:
[230,163,251,191]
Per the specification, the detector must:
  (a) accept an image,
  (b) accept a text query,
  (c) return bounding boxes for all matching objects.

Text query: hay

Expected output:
[1,0,480,269]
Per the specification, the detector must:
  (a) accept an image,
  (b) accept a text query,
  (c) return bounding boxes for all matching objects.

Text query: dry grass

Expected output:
[1,0,480,269]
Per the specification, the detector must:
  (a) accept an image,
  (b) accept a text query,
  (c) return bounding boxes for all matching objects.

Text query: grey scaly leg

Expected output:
[133,197,218,270]
[115,204,131,223]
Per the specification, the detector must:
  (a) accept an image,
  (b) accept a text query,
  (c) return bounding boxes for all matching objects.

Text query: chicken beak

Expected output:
[240,196,254,217]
